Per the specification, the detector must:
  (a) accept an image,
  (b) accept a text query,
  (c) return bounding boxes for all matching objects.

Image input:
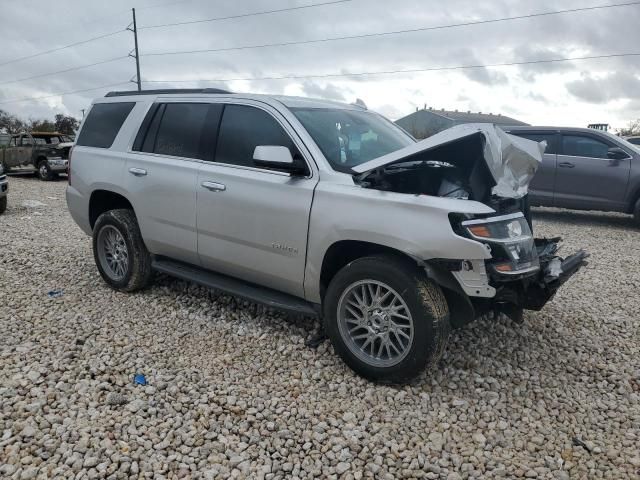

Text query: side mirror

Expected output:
[253,145,307,175]
[607,147,628,160]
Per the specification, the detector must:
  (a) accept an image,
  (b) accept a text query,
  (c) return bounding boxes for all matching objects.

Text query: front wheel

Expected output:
[93,209,152,292]
[324,255,450,384]
[37,160,54,181]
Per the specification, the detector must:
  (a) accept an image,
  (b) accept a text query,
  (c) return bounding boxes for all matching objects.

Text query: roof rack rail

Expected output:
[105,88,232,97]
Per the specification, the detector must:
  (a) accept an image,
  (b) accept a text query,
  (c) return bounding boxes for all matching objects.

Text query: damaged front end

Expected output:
[352,124,589,324]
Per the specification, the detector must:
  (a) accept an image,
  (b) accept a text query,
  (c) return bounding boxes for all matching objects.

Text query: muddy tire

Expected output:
[92,209,152,292]
[0,196,6,214]
[37,160,54,181]
[324,255,450,384]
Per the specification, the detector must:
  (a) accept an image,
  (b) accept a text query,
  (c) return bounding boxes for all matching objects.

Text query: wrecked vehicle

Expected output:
[67,90,588,384]
[1,132,73,180]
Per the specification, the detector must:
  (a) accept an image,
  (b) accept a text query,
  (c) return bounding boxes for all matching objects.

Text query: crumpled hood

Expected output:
[353,123,545,199]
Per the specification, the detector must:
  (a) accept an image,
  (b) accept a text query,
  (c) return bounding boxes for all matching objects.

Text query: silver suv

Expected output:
[67,89,587,383]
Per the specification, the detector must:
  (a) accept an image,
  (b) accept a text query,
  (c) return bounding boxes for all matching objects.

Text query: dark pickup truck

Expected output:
[0,132,73,180]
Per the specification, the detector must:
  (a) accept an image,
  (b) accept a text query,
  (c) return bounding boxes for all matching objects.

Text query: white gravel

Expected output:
[1,176,639,479]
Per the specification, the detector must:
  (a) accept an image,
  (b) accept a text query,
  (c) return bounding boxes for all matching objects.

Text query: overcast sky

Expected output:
[0,0,639,130]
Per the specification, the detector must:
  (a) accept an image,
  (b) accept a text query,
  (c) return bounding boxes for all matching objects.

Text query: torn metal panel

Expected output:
[354,123,545,199]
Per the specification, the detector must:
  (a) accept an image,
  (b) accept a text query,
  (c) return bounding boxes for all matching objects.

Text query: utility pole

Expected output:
[128,8,142,91]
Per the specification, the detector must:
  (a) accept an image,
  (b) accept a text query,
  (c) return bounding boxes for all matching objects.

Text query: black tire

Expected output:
[324,255,450,384]
[0,196,6,215]
[634,197,640,225]
[37,160,54,181]
[92,209,152,292]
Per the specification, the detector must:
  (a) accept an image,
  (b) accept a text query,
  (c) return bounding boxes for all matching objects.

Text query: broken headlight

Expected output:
[462,213,539,275]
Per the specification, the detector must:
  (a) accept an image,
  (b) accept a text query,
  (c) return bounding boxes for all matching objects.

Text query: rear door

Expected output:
[125,101,216,266]
[508,130,558,206]
[18,135,35,169]
[555,132,631,210]
[196,101,318,298]
[4,136,20,168]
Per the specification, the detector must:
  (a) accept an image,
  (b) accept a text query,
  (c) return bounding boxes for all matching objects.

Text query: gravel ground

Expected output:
[1,176,639,480]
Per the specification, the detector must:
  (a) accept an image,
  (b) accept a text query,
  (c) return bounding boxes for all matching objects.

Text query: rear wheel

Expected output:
[93,209,152,292]
[0,196,6,214]
[324,255,450,384]
[37,160,54,181]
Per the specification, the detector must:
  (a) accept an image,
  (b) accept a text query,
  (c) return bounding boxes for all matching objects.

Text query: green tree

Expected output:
[0,109,27,134]
[29,119,56,132]
[54,114,80,135]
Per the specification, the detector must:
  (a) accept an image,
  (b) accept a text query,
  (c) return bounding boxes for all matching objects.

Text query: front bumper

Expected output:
[0,175,8,197]
[48,158,68,172]
[490,237,589,312]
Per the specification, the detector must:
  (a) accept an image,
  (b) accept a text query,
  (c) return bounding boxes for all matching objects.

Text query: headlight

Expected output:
[461,213,539,275]
[463,214,530,242]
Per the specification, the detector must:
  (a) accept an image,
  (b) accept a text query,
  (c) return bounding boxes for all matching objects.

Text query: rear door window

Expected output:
[77,102,135,148]
[153,103,210,159]
[561,135,609,159]
[215,104,298,167]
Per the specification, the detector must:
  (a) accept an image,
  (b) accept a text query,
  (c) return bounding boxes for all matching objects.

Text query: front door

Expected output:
[554,133,631,211]
[196,102,318,298]
[508,130,558,206]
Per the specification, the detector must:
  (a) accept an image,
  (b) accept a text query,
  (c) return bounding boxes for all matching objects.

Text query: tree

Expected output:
[54,114,80,135]
[29,119,55,132]
[618,119,640,137]
[0,109,27,134]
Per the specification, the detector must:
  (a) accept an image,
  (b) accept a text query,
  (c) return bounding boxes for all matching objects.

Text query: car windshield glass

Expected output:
[291,107,414,171]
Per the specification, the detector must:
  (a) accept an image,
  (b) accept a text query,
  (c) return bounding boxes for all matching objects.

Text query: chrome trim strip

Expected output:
[461,212,525,226]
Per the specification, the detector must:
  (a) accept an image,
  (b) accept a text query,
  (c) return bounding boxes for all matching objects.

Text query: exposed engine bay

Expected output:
[352,124,589,325]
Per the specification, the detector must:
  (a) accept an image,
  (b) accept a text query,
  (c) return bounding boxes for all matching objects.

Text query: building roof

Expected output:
[399,108,528,126]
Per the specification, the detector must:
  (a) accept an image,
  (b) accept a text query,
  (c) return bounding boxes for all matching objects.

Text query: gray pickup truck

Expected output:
[67,89,588,383]
[0,132,72,180]
[506,127,640,224]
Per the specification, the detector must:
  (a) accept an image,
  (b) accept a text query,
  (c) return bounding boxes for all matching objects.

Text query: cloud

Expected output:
[298,81,348,101]
[566,72,640,104]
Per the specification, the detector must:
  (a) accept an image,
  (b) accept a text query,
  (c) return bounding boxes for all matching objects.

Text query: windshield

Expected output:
[291,107,414,171]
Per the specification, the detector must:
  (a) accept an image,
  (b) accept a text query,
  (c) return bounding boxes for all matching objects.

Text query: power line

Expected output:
[144,52,640,84]
[139,0,353,30]
[142,0,640,57]
[0,56,129,87]
[0,82,131,105]
[0,29,126,68]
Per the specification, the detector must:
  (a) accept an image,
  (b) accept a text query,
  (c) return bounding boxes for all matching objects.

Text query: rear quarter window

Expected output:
[76,102,135,148]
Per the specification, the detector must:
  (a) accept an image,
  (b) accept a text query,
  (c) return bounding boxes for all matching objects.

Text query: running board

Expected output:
[152,258,319,317]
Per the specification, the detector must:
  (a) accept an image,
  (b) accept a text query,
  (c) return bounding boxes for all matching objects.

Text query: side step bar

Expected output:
[152,257,319,317]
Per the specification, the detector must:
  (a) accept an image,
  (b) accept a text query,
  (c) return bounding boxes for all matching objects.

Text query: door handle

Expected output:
[129,167,147,176]
[558,162,575,168]
[201,181,226,192]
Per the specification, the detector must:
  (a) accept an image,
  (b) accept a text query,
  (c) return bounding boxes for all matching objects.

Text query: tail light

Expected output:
[67,146,74,185]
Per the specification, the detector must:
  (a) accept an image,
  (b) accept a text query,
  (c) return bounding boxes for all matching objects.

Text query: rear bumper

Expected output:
[66,185,92,236]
